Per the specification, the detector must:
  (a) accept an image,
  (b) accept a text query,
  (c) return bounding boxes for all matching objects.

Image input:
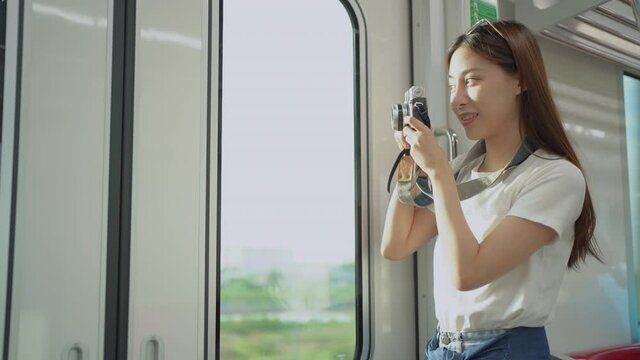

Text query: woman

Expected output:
[381,20,602,359]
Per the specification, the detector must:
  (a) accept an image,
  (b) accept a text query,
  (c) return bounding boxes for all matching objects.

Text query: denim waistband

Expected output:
[426,326,549,359]
[438,328,507,345]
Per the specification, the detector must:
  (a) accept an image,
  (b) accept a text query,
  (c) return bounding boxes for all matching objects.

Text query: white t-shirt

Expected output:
[432,149,586,332]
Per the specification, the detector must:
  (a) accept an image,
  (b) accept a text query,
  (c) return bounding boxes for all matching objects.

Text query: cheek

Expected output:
[468,88,490,110]
[475,86,513,112]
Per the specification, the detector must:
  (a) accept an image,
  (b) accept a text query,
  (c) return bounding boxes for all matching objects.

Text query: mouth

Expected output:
[459,112,478,128]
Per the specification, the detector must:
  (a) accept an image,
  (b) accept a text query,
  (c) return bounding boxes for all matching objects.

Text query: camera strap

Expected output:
[388,140,534,208]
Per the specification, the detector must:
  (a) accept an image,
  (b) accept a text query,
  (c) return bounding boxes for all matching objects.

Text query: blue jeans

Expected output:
[424,326,550,359]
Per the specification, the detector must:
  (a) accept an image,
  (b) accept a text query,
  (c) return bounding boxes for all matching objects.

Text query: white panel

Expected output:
[538,36,632,354]
[412,0,449,352]
[357,0,416,359]
[128,0,208,358]
[413,1,475,354]
[7,0,111,359]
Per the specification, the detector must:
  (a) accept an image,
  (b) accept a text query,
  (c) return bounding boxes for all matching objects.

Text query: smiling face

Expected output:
[448,47,522,141]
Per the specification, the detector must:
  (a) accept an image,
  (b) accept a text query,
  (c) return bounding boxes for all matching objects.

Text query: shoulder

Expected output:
[506,149,587,236]
[527,150,583,179]
[514,149,586,194]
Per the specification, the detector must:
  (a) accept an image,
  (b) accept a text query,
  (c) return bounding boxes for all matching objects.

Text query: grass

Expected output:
[220,318,356,360]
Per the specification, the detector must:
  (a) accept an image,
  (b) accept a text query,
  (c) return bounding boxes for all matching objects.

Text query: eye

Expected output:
[448,84,456,92]
[465,78,478,86]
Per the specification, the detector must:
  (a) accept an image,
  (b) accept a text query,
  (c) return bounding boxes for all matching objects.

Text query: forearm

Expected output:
[430,167,480,288]
[381,185,437,260]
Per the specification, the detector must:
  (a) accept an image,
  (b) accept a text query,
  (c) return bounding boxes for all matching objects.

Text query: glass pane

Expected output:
[220,1,357,359]
[6,1,110,358]
[624,74,640,332]
[127,0,207,357]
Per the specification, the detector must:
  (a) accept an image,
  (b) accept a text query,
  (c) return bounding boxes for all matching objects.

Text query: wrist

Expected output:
[427,161,453,182]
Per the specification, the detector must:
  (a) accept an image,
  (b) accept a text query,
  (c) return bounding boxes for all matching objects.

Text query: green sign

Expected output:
[470,0,498,25]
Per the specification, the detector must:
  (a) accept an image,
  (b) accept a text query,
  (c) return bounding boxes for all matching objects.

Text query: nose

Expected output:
[450,82,468,112]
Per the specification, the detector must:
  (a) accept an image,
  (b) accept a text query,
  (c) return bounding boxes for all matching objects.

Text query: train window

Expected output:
[220,0,358,359]
[624,73,640,331]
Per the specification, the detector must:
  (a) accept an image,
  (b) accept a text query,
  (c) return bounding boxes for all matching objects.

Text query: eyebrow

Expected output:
[447,67,485,78]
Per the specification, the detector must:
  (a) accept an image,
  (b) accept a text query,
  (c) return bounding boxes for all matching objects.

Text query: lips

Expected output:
[458,112,478,127]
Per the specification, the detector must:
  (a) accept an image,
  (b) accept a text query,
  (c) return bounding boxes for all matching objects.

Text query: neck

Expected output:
[479,124,523,172]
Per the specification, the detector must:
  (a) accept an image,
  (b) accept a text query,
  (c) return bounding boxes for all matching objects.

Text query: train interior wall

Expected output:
[0,0,639,359]
[539,35,634,353]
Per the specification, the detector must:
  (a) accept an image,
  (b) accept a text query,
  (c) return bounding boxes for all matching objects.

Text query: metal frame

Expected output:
[344,1,372,357]
[204,1,214,358]
[543,24,640,71]
[209,1,220,360]
[104,0,136,358]
[618,67,640,343]
[631,0,640,30]
[576,12,640,47]
[594,3,638,28]
[338,1,372,358]
[555,20,640,59]
[538,0,640,73]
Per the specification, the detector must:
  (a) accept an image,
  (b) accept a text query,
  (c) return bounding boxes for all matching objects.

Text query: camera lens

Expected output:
[391,104,404,131]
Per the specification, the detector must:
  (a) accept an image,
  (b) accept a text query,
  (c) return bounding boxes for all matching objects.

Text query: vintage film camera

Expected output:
[390,85,431,131]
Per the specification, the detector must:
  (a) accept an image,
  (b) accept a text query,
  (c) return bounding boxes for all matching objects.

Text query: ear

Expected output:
[514,79,526,95]
[518,82,527,94]
[516,74,526,94]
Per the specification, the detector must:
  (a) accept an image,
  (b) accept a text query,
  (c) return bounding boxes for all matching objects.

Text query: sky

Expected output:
[220,0,356,267]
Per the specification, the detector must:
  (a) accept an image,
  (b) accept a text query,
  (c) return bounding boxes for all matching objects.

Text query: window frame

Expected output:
[622,70,640,343]
[213,0,371,359]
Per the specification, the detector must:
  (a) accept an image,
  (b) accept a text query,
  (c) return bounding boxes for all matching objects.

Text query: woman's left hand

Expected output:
[402,116,450,176]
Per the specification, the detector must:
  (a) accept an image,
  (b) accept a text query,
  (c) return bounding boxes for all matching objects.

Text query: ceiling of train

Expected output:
[532,0,640,70]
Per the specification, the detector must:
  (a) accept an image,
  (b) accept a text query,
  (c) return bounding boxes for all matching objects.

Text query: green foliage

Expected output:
[221,271,286,311]
[220,263,357,359]
[329,262,355,306]
[220,319,356,360]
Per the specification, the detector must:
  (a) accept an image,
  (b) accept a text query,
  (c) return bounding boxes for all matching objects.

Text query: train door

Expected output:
[0,0,418,359]
[1,0,112,359]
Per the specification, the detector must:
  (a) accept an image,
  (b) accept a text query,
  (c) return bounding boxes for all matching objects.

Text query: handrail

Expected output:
[434,128,458,161]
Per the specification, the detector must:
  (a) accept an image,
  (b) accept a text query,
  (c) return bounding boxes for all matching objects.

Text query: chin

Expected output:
[464,129,483,141]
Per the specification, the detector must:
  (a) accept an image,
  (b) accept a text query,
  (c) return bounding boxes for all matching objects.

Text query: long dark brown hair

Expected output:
[446,19,602,269]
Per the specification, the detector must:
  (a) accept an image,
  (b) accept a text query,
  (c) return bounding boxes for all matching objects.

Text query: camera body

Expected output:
[391,86,431,131]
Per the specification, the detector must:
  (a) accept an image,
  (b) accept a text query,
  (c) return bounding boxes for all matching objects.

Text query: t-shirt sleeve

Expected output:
[507,160,586,237]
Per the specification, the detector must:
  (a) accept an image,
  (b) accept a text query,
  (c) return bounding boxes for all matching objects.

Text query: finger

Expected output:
[405,116,429,132]
[394,131,409,149]
[402,128,418,146]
